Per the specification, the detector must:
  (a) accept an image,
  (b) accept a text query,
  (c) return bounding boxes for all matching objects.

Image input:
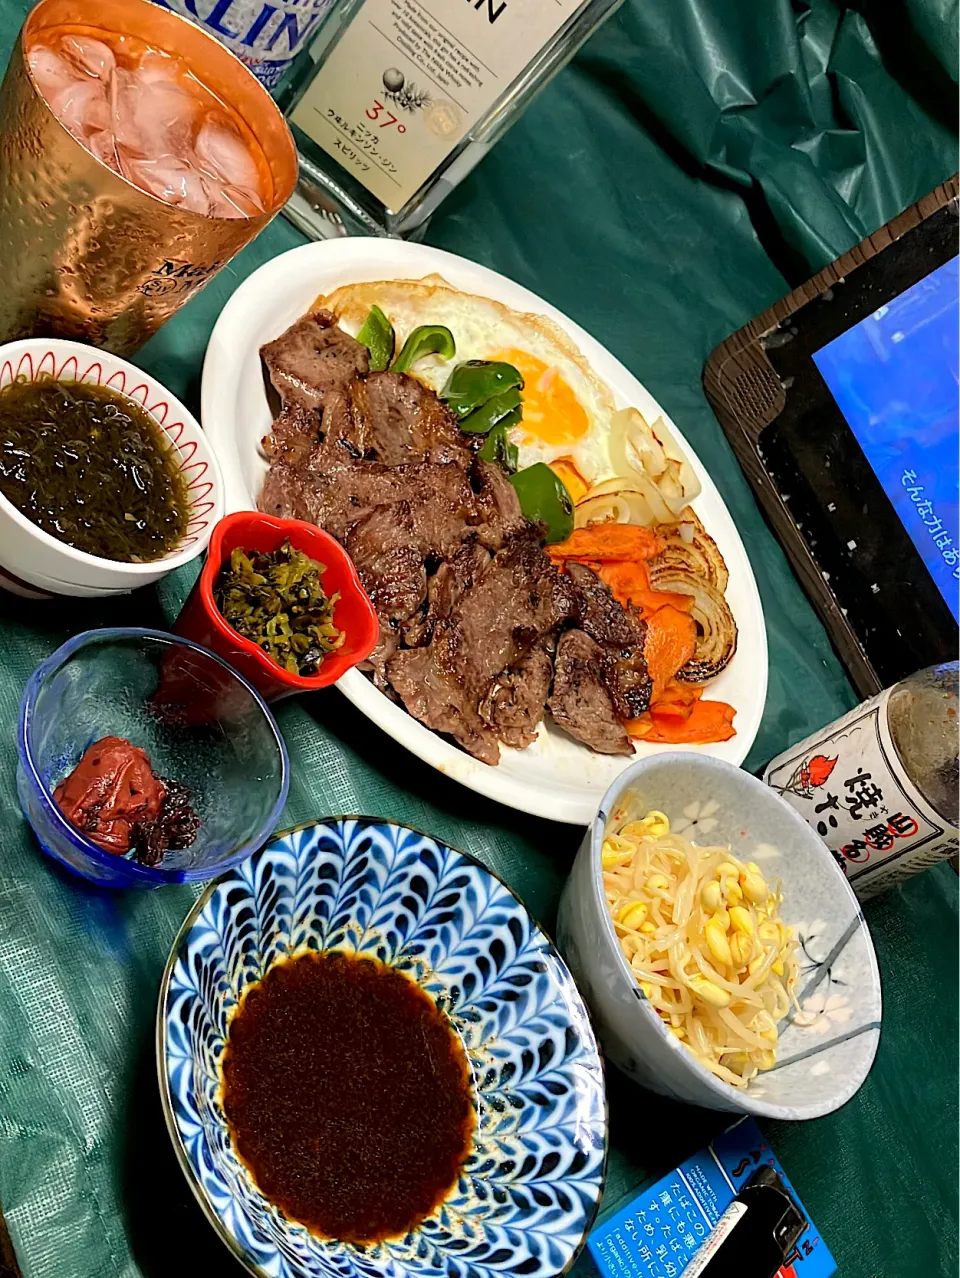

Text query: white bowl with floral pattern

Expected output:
[556,752,882,1119]
[0,339,223,597]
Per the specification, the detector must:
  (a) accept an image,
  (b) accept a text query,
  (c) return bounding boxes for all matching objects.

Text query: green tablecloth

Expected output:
[0,2,956,1275]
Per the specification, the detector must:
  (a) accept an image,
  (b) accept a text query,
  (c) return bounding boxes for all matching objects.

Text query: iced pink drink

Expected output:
[28,28,269,218]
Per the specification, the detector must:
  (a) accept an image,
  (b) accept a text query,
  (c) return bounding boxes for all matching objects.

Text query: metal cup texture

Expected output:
[0,0,298,354]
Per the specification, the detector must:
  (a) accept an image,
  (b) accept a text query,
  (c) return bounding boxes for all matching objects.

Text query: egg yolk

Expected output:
[495,349,589,447]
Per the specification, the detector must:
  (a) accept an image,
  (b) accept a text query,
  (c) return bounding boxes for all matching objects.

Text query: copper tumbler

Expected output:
[0,0,298,355]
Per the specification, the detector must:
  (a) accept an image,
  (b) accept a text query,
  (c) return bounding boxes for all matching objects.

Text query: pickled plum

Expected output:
[27,29,266,218]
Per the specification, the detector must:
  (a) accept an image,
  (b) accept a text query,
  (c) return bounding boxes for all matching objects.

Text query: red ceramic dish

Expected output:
[174,512,379,702]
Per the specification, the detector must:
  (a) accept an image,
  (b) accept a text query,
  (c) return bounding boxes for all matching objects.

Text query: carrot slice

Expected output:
[654,679,702,706]
[649,681,703,722]
[632,588,695,618]
[643,605,697,701]
[598,560,649,604]
[548,525,666,563]
[647,700,692,724]
[597,560,695,618]
[627,699,737,743]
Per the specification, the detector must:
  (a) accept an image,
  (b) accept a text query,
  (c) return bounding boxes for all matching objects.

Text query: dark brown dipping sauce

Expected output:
[221,950,475,1244]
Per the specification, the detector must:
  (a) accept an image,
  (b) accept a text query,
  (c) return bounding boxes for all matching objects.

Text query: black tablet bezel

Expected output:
[757,203,957,687]
[704,183,958,695]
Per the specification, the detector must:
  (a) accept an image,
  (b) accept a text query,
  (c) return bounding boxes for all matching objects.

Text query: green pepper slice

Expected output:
[458,386,522,434]
[510,463,575,544]
[356,305,395,372]
[478,419,520,472]
[440,360,524,419]
[391,325,456,373]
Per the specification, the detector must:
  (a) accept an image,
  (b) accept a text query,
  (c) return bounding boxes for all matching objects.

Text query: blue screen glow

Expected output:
[813,257,959,621]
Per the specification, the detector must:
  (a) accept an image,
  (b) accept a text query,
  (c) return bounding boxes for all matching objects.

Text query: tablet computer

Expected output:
[704,178,958,696]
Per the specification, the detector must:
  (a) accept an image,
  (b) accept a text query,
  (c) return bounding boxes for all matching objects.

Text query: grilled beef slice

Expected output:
[265,448,478,554]
[260,460,315,523]
[402,540,491,648]
[349,372,469,467]
[346,502,427,624]
[261,310,369,412]
[472,458,526,549]
[566,562,652,720]
[347,503,427,690]
[479,639,554,750]
[566,562,637,647]
[548,630,634,755]
[262,402,322,467]
[387,532,577,764]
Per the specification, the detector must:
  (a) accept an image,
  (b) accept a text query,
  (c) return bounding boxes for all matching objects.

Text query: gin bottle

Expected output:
[764,662,959,899]
[276,0,624,239]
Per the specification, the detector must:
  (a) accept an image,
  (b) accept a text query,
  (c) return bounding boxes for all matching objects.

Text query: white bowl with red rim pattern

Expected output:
[0,339,223,597]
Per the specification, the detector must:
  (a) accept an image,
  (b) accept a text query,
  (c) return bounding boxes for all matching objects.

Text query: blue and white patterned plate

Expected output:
[158,818,607,1278]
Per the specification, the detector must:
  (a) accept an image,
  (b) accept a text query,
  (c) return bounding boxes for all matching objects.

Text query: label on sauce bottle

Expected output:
[290,0,584,210]
[764,687,959,899]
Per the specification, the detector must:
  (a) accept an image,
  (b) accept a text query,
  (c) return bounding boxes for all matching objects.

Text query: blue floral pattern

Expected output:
[159,819,607,1278]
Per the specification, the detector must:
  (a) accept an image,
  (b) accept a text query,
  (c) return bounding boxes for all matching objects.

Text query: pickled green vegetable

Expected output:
[0,376,189,561]
[214,541,345,676]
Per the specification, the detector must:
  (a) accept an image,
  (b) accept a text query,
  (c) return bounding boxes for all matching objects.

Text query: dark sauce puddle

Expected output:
[221,950,475,1245]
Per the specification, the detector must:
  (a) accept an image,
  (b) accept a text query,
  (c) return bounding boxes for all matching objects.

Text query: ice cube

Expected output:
[28,42,85,107]
[136,50,180,82]
[59,35,116,81]
[195,118,260,191]
[113,64,200,160]
[206,182,264,218]
[29,41,119,170]
[55,77,113,142]
[119,153,213,216]
[85,125,120,172]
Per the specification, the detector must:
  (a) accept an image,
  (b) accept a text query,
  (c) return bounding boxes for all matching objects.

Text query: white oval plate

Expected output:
[202,239,767,824]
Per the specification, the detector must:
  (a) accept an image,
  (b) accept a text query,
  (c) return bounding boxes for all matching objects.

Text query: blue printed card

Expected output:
[587,1118,835,1278]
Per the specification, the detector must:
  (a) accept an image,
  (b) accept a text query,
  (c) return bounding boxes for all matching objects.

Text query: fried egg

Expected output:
[315,275,617,487]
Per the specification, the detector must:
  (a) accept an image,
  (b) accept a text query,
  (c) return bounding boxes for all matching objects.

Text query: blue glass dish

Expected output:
[16,627,289,888]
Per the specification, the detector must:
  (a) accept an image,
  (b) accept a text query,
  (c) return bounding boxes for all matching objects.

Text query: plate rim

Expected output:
[156,815,610,1278]
[201,239,769,824]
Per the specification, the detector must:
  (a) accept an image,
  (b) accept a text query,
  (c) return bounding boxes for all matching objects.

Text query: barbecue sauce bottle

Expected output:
[763,662,958,899]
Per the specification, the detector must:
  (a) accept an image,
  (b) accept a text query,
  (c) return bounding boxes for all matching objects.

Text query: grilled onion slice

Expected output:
[652,524,729,592]
[608,408,702,517]
[646,567,738,681]
[575,486,657,528]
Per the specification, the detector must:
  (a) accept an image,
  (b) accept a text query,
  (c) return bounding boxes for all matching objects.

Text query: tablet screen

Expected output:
[812,257,959,621]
